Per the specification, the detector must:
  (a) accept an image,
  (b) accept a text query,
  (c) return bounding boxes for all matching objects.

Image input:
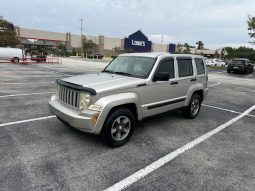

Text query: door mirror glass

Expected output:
[153,59,174,81]
[153,72,169,81]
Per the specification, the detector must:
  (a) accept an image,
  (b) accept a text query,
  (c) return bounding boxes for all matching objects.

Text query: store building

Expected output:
[14,26,218,57]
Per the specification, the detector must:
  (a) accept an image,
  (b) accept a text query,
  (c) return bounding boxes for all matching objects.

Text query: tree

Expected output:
[176,43,194,53]
[114,46,124,55]
[0,18,20,47]
[247,14,255,44]
[72,48,77,56]
[196,41,204,50]
[183,43,191,54]
[214,50,219,58]
[82,39,96,57]
[176,44,183,53]
[225,47,236,59]
[55,42,71,57]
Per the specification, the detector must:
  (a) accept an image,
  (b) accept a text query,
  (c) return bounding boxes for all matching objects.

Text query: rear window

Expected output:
[232,60,245,64]
[177,58,193,77]
[195,58,205,75]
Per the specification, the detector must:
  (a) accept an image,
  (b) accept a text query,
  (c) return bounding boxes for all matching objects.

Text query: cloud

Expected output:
[1,0,255,49]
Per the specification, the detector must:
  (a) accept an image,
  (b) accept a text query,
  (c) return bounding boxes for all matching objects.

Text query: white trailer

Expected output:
[0,47,23,62]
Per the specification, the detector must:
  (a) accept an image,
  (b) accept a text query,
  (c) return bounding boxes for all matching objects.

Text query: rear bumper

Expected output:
[228,66,246,72]
[49,96,100,134]
[203,88,209,101]
[204,88,208,100]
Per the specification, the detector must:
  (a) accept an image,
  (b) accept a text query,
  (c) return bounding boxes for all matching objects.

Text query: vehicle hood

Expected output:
[62,72,146,94]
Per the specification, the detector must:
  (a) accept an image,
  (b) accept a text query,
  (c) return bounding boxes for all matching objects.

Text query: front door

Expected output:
[144,58,183,117]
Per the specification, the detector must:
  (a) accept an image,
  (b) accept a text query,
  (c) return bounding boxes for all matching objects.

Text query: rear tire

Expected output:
[227,70,231,73]
[101,108,135,147]
[183,94,202,119]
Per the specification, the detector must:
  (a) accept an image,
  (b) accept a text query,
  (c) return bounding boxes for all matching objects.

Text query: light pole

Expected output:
[79,18,84,58]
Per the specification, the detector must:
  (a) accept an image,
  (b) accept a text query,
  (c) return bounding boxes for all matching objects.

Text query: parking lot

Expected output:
[0,60,255,191]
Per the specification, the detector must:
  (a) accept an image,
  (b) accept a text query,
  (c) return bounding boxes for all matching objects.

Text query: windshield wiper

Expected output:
[114,71,132,76]
[102,70,115,74]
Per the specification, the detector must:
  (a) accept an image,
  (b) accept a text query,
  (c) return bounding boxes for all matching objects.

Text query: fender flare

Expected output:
[93,92,142,134]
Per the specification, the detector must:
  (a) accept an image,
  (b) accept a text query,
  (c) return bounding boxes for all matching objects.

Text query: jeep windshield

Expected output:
[103,56,156,79]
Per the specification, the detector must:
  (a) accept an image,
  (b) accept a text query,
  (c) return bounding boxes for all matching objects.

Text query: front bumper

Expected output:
[49,96,101,134]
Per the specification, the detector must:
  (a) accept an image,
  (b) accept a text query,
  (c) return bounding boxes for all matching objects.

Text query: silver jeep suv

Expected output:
[49,53,208,147]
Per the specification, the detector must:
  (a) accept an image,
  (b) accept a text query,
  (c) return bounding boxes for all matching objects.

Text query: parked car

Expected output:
[227,58,254,74]
[49,53,208,147]
[88,53,104,59]
[0,47,23,63]
[205,58,226,67]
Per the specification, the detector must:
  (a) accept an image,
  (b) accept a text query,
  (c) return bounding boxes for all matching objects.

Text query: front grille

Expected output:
[58,85,80,108]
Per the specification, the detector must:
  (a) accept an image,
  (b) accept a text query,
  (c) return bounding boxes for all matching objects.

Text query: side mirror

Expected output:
[153,72,169,81]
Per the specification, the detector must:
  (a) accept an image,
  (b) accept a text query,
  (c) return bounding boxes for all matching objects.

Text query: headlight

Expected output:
[79,92,92,110]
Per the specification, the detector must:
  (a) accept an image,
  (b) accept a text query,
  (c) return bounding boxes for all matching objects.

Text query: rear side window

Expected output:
[177,59,193,77]
[156,59,175,79]
[195,58,205,75]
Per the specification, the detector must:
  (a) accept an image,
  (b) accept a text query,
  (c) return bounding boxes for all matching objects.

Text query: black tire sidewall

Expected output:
[184,94,202,119]
[101,108,135,147]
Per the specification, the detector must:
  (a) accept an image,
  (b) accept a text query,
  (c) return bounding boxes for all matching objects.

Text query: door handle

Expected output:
[190,78,197,82]
[170,81,178,85]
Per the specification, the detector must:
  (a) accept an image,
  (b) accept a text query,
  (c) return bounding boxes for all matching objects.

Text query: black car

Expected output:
[227,58,254,74]
[88,53,104,59]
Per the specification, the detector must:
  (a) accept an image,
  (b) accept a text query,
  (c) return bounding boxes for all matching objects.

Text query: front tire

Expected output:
[183,94,202,119]
[12,58,19,63]
[101,108,135,147]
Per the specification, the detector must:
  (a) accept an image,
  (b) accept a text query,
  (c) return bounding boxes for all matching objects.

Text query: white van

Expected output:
[0,47,23,62]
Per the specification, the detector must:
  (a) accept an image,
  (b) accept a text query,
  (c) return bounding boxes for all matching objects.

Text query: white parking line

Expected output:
[0,92,53,98]
[0,116,56,127]
[207,83,221,87]
[25,65,73,76]
[202,104,255,118]
[104,105,255,191]
[2,82,55,85]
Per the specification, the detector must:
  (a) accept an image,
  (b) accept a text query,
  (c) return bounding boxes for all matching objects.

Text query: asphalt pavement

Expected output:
[0,62,254,191]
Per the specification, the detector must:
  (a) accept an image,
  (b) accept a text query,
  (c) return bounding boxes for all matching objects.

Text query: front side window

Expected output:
[177,58,193,77]
[155,59,175,79]
[195,58,205,75]
[103,56,156,79]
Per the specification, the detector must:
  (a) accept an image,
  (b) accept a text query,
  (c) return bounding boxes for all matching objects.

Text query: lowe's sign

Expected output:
[124,30,151,52]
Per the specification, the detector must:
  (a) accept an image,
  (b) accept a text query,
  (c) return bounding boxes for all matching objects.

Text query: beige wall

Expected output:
[70,34,98,48]
[70,34,81,48]
[20,28,66,41]
[104,36,121,50]
[151,43,168,52]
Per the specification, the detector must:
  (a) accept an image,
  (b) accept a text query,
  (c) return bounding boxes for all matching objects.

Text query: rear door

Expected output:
[174,57,196,99]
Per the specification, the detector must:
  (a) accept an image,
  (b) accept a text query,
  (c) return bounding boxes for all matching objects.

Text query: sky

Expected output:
[1,0,255,49]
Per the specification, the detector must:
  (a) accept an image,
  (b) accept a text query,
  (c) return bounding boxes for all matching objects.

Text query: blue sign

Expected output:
[168,44,176,53]
[124,30,151,52]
